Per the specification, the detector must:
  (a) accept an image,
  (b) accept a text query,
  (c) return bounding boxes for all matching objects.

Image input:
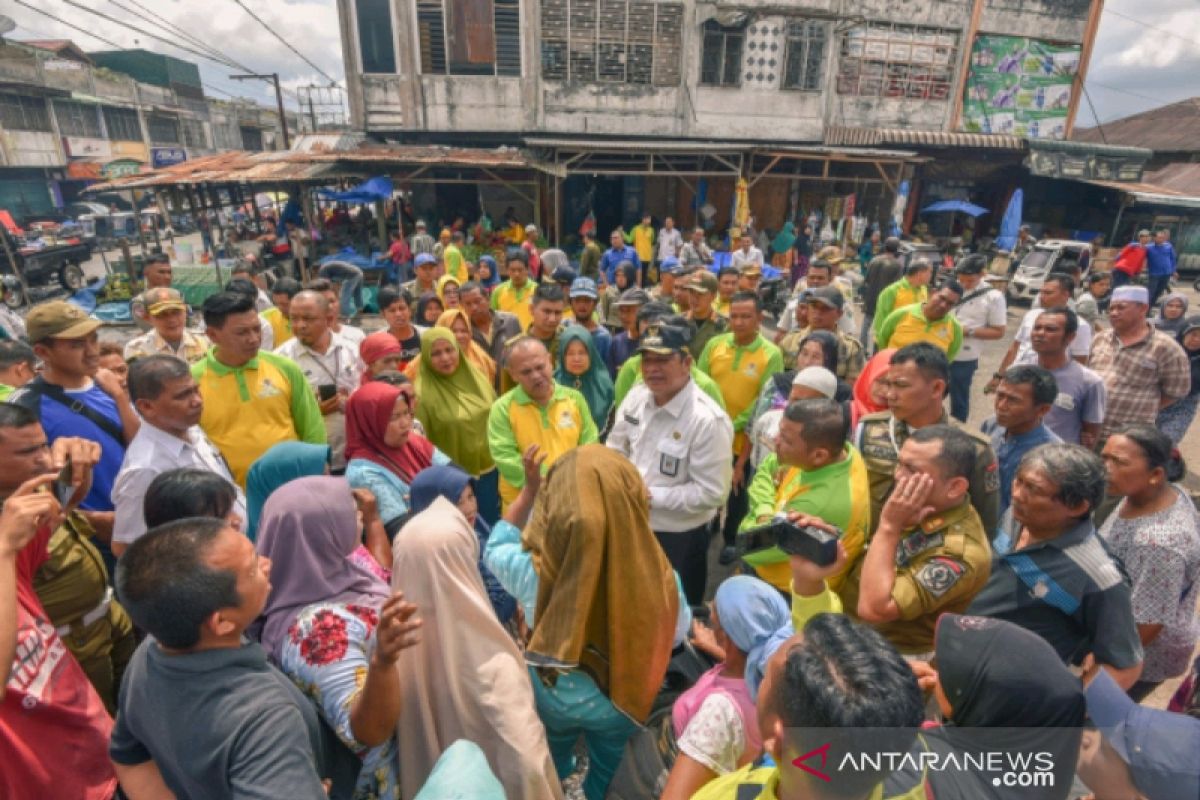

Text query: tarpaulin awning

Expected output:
[921,200,990,216]
[316,176,393,203]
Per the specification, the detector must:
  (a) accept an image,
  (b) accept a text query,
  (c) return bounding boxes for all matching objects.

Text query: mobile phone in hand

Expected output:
[51,458,74,508]
[317,383,338,402]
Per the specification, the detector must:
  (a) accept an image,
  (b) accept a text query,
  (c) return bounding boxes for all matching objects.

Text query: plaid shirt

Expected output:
[1089,323,1191,438]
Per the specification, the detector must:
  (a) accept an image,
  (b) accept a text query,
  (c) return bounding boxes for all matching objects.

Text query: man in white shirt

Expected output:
[607,322,733,604]
[274,291,364,469]
[948,255,1007,422]
[730,233,764,271]
[657,217,684,264]
[305,277,366,347]
[111,355,246,555]
[679,227,714,271]
[989,274,1091,392]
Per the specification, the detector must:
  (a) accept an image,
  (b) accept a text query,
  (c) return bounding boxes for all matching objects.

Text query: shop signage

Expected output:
[961,35,1081,141]
[63,137,112,161]
[102,159,144,179]
[151,147,187,168]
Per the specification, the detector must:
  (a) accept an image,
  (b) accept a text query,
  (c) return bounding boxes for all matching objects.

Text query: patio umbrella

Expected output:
[993,189,1023,251]
[920,200,990,217]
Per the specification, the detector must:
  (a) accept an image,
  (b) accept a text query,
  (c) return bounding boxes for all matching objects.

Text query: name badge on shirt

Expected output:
[1053,392,1075,411]
[658,439,686,478]
[557,409,576,430]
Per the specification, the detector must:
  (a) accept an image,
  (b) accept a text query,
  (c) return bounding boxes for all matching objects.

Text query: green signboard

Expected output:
[961,36,1081,140]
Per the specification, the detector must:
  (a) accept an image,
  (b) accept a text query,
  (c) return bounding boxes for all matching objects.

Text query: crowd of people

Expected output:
[1,218,1199,800]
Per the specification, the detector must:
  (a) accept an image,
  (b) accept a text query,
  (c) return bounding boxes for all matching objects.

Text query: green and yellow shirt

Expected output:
[698,332,783,455]
[490,280,537,329]
[875,303,963,359]
[872,277,928,336]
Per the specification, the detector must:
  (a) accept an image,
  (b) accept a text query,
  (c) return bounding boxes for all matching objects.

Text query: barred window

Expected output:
[180,118,208,149]
[0,94,51,132]
[240,126,264,151]
[417,0,522,76]
[782,20,827,90]
[699,19,744,87]
[52,100,102,138]
[541,0,682,86]
[837,22,957,100]
[102,106,141,141]
[146,113,180,145]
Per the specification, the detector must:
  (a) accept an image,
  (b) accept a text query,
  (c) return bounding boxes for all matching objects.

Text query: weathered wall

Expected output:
[980,0,1093,41]
[0,131,63,168]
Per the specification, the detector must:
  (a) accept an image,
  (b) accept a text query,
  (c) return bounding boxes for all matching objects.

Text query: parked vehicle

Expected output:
[65,201,138,239]
[1,227,94,306]
[1006,240,1092,303]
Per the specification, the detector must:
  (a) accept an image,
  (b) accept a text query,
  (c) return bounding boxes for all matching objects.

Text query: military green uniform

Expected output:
[686,311,729,360]
[839,501,993,655]
[779,326,865,383]
[33,512,136,713]
[855,410,1000,538]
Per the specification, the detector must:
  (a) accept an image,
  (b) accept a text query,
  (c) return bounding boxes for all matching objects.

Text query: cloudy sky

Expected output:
[7,0,1198,127]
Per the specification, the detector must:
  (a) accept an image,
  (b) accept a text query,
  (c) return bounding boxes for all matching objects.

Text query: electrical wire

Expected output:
[1103,7,1200,49]
[108,0,235,67]
[227,0,341,86]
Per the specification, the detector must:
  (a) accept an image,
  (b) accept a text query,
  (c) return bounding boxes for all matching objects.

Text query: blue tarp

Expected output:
[995,189,1024,252]
[317,176,393,204]
[921,200,990,217]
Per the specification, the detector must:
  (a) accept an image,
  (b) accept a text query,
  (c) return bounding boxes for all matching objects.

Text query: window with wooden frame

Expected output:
[146,113,181,145]
[541,0,682,86]
[0,94,51,132]
[782,19,827,90]
[52,100,102,138]
[417,0,522,76]
[699,19,744,87]
[837,22,957,100]
[357,0,397,73]
[102,106,141,141]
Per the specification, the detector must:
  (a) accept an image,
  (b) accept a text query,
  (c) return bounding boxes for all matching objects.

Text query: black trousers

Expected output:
[722,456,752,548]
[654,523,711,606]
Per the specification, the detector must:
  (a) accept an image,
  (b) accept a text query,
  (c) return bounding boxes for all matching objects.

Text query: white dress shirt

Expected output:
[112,422,247,546]
[731,247,765,269]
[607,379,733,532]
[275,333,364,468]
[1013,307,1092,364]
[953,285,1006,362]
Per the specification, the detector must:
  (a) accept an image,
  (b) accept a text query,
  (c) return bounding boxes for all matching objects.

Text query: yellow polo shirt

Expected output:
[487,383,599,507]
[490,280,537,329]
[875,303,963,359]
[192,350,326,486]
[443,244,467,283]
[261,306,292,347]
[698,332,783,455]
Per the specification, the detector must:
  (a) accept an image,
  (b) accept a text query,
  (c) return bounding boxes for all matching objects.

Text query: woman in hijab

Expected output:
[247,441,391,577]
[408,465,517,624]
[746,329,851,443]
[426,308,496,386]
[415,292,444,327]
[392,495,562,800]
[359,331,404,384]
[476,254,500,291]
[1154,291,1189,336]
[662,576,791,800]
[1157,316,1200,443]
[411,327,500,523]
[484,445,689,800]
[770,221,796,273]
[851,347,896,428]
[554,325,614,431]
[345,381,451,531]
[614,259,638,293]
[257,477,421,800]
[435,274,461,309]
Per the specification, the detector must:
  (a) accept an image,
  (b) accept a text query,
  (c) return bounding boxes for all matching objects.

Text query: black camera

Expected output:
[737,517,840,566]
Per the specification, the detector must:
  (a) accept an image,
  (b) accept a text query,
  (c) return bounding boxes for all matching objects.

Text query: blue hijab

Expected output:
[408,465,517,623]
[715,576,792,699]
[478,254,500,288]
[246,441,331,540]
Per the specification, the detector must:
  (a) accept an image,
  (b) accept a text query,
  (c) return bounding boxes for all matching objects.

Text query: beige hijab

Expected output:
[393,497,562,800]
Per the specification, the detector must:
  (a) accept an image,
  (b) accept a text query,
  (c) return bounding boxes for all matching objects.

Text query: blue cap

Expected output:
[569,277,598,299]
[1086,670,1200,800]
[415,253,438,267]
[660,257,681,275]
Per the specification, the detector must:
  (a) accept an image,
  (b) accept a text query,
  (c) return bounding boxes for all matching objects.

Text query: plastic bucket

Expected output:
[175,242,195,265]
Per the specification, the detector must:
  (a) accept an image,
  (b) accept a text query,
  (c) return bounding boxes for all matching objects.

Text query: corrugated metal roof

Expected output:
[824,126,1026,151]
[1074,97,1200,153]
[754,144,920,160]
[524,137,747,153]
[1027,138,1152,160]
[1082,177,1200,209]
[1144,163,1200,197]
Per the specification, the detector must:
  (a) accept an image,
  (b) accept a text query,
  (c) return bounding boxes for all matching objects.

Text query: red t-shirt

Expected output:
[0,524,116,799]
[523,240,541,280]
[389,239,412,265]
[1113,243,1147,276]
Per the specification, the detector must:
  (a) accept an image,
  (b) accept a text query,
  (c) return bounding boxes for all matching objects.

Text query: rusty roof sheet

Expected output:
[85,144,557,191]
[1143,162,1200,197]
[1073,98,1200,153]
[824,126,1026,151]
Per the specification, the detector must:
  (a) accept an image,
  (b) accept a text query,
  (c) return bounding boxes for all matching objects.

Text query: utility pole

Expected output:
[230,72,291,150]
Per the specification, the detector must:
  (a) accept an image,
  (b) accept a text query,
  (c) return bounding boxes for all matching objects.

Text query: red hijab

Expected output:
[851,348,896,429]
[345,381,436,483]
[359,331,404,385]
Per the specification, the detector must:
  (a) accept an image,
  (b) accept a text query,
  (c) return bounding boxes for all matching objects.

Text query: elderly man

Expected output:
[872,259,932,340]
[0,405,136,714]
[123,287,211,364]
[500,283,565,393]
[608,323,732,603]
[461,281,522,379]
[409,219,435,257]
[968,443,1143,689]
[844,425,993,657]
[111,356,245,556]
[679,226,714,271]
[192,291,326,486]
[488,338,598,509]
[875,280,965,359]
[275,291,364,469]
[1089,285,1190,440]
[856,343,1000,537]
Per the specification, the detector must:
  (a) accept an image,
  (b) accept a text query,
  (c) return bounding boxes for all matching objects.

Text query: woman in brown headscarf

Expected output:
[482,444,685,800]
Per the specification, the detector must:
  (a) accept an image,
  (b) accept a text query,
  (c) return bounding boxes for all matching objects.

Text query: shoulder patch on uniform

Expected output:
[860,411,892,423]
[915,557,966,598]
[983,462,1000,492]
[1061,536,1124,591]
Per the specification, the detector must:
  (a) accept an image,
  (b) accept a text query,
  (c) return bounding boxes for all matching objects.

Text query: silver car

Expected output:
[1007,240,1092,302]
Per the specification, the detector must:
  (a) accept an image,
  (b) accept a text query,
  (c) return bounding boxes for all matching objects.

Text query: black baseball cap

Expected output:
[638,323,690,356]
[805,286,844,311]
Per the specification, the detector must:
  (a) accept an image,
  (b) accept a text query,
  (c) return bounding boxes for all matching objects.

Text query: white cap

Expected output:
[525,224,538,233]
[792,367,837,399]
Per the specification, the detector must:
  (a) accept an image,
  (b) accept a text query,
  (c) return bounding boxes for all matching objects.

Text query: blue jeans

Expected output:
[1148,274,1172,308]
[1111,269,1132,289]
[948,359,978,423]
[318,261,365,317]
[530,670,638,800]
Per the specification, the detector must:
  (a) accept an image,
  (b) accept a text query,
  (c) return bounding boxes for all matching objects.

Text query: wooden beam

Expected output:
[479,167,537,204]
[949,0,986,132]
[747,155,782,188]
[873,161,898,193]
[1066,0,1106,138]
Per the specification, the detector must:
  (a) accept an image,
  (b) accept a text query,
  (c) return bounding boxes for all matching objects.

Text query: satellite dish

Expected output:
[0,16,17,36]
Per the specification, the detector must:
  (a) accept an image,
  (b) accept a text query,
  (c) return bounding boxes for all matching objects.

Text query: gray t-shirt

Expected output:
[111,639,350,800]
[1042,360,1106,445]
